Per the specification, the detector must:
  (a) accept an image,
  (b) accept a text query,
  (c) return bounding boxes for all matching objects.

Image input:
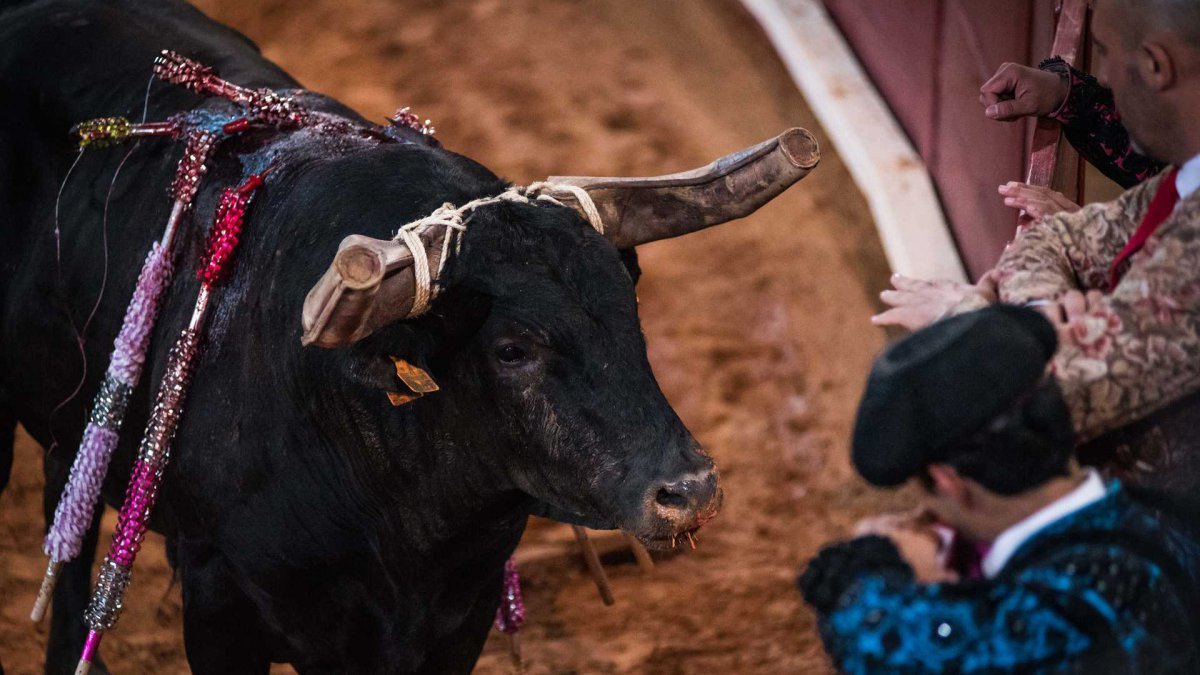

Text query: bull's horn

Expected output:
[301,231,446,348]
[301,128,819,349]
[549,127,819,249]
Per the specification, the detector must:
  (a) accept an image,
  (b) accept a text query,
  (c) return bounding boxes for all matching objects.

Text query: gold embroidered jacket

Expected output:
[988,171,1200,442]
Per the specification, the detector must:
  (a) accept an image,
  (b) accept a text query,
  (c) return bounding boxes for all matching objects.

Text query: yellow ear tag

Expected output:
[386,356,441,407]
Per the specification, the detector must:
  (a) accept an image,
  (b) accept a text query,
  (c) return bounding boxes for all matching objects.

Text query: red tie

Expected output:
[1109,168,1180,290]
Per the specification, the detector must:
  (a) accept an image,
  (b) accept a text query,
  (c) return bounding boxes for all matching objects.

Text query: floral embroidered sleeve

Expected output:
[1041,58,1167,189]
[994,177,1154,304]
[994,175,1200,440]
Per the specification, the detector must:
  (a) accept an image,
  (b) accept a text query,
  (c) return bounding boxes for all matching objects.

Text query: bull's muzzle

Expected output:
[638,467,723,550]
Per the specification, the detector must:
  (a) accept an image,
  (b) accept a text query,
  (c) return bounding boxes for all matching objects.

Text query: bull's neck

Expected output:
[317,381,528,560]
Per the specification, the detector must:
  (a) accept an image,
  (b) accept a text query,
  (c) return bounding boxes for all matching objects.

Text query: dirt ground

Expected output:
[0,0,906,672]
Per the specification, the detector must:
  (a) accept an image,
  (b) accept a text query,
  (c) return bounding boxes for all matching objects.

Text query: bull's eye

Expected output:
[495,344,528,365]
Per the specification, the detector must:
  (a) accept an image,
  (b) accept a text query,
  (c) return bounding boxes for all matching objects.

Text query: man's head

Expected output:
[1093,0,1200,164]
[853,306,1079,540]
[913,378,1077,541]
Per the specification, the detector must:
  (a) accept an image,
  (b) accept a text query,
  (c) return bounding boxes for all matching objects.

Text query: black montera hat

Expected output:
[852,304,1058,487]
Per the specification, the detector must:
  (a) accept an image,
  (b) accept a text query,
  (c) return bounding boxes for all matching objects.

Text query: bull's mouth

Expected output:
[639,525,703,551]
[633,492,721,551]
[527,473,722,548]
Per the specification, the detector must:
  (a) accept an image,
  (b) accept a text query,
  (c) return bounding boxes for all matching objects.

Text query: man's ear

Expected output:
[1140,40,1176,90]
[927,464,972,509]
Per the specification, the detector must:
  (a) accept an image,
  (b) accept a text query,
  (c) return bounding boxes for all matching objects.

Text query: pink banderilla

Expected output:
[37,49,310,628]
[75,173,265,675]
[154,49,309,128]
[32,128,216,623]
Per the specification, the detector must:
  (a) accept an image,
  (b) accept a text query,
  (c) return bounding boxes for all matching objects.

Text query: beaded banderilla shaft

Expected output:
[154,49,309,127]
[32,129,216,623]
[76,173,266,675]
[35,49,310,626]
[72,117,182,149]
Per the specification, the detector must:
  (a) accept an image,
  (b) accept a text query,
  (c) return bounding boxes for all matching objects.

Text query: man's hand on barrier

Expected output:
[999,182,1081,220]
[980,62,1070,121]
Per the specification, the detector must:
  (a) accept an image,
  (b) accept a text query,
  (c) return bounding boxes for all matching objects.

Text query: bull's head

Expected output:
[300,128,819,548]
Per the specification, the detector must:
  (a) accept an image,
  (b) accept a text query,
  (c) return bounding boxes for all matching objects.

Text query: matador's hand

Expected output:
[872,273,998,331]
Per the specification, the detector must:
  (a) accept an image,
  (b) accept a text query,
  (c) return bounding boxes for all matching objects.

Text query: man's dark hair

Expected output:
[929,377,1076,496]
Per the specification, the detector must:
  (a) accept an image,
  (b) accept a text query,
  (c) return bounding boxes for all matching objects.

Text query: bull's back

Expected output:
[0,0,297,249]
[0,0,296,451]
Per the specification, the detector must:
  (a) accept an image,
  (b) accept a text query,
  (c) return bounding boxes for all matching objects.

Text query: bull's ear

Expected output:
[549,127,819,249]
[342,322,438,396]
[340,288,490,403]
[345,353,439,407]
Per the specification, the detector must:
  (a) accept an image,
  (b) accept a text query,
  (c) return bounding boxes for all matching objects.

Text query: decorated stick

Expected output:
[72,117,182,148]
[32,129,216,623]
[493,557,526,669]
[37,49,310,625]
[75,173,265,675]
[153,49,308,128]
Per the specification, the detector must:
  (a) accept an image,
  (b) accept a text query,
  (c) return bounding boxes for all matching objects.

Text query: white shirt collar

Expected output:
[1174,152,1200,201]
[981,468,1107,578]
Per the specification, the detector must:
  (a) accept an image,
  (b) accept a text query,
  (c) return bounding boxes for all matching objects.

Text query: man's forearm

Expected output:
[1042,58,1166,189]
[996,178,1156,305]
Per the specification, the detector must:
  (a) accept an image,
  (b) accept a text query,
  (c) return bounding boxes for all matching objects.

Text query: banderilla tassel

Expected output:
[390,106,436,136]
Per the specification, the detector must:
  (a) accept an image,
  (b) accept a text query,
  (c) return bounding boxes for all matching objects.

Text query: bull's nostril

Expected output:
[655,487,689,509]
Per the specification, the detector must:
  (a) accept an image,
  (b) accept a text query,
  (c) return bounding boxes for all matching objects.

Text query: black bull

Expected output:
[0,0,815,672]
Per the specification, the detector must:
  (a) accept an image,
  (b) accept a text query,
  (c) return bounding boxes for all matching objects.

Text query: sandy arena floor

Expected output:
[0,1,904,672]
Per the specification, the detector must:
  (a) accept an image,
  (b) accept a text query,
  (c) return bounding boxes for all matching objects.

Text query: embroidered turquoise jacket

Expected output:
[800,482,1200,674]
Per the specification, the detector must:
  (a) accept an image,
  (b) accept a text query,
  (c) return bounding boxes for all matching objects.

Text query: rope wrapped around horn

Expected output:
[301,127,819,349]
